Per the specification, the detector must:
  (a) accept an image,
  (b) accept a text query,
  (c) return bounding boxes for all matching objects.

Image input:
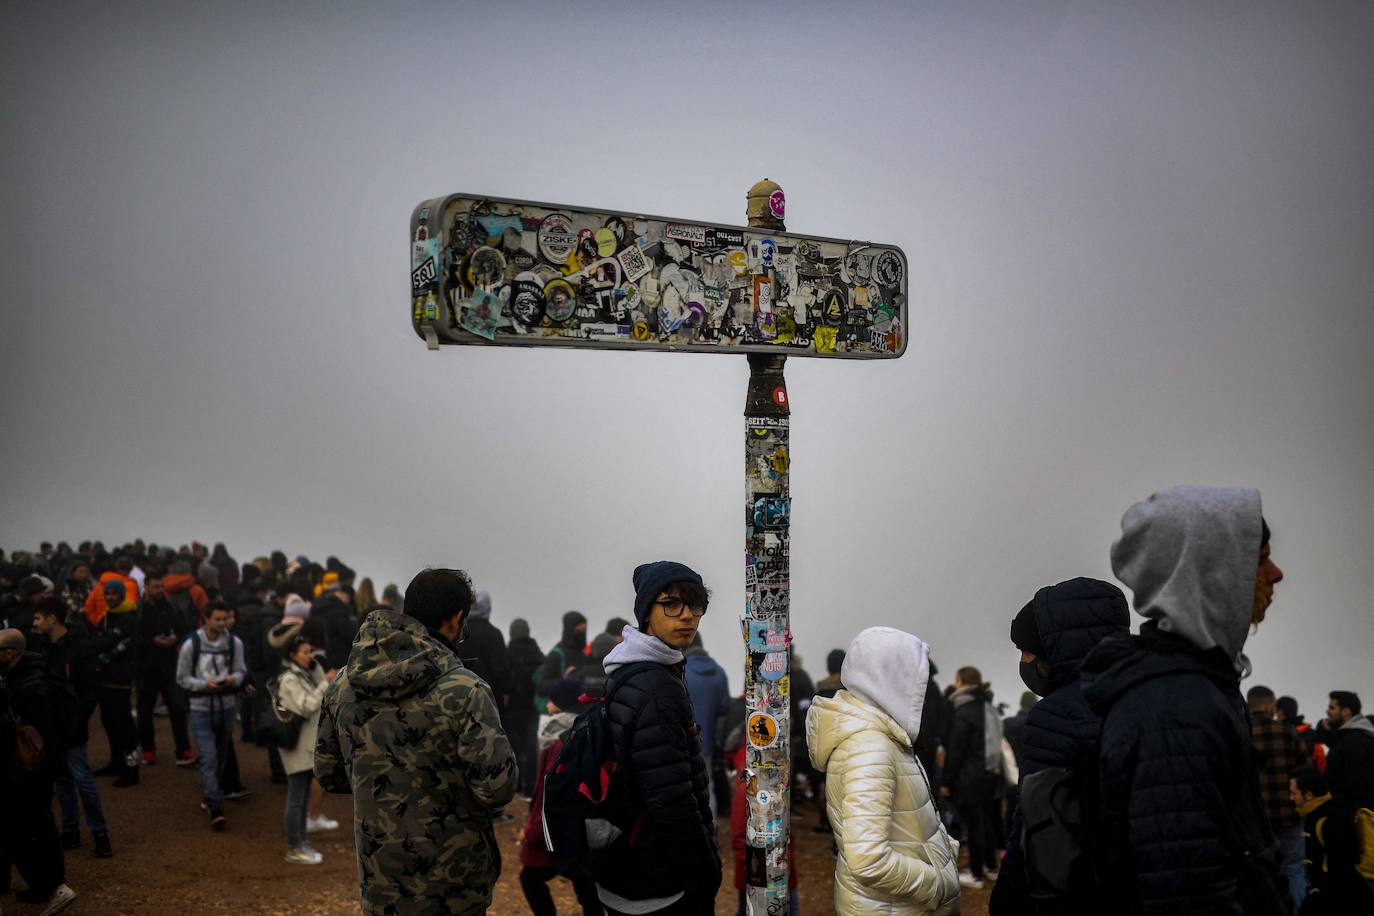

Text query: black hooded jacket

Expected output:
[1079,624,1288,915]
[990,577,1129,915]
[535,611,592,704]
[311,590,358,670]
[456,615,510,707]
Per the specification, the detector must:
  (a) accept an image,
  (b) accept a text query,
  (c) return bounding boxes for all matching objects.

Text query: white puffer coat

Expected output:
[807,627,961,915]
[276,660,329,776]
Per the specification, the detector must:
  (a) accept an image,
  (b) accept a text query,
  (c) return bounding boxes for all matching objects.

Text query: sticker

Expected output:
[873,249,903,288]
[664,223,707,245]
[770,444,789,471]
[778,676,790,697]
[459,290,500,340]
[756,789,771,805]
[748,712,779,748]
[709,227,745,248]
[814,326,837,353]
[466,246,506,289]
[753,496,790,529]
[411,256,437,291]
[595,227,618,257]
[538,214,577,263]
[821,288,845,326]
[544,278,577,323]
[631,321,651,341]
[477,213,523,239]
[768,190,785,220]
[511,249,536,272]
[753,276,773,313]
[509,273,546,328]
[760,653,787,681]
[603,215,628,247]
[772,387,788,408]
[728,250,749,276]
[760,238,777,269]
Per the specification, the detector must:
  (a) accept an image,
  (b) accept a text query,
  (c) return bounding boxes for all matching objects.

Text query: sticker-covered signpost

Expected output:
[410,183,907,913]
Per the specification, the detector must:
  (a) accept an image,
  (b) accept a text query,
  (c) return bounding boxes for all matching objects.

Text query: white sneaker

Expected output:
[307,814,339,832]
[985,867,1000,881]
[957,870,985,889]
[41,884,78,915]
[284,846,323,866]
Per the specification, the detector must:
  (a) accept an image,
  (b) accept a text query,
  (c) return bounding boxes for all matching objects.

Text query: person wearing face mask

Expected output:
[988,578,1129,915]
[1080,486,1290,914]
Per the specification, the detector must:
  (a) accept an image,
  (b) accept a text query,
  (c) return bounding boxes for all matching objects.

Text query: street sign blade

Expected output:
[410,194,909,359]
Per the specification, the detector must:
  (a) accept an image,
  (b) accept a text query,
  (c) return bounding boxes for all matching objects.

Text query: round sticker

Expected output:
[544,278,577,323]
[604,216,628,247]
[772,386,788,407]
[821,289,845,326]
[466,247,506,289]
[756,789,772,805]
[509,272,545,328]
[631,321,651,341]
[768,190,786,220]
[747,712,779,748]
[595,227,618,257]
[538,214,577,264]
[760,652,787,681]
[873,249,903,288]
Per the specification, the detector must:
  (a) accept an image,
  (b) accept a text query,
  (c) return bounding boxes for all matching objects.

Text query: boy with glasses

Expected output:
[595,561,722,915]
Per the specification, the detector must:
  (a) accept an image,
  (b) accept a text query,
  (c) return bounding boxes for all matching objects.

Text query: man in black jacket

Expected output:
[940,665,1004,889]
[1315,690,1374,809]
[91,579,141,786]
[1081,486,1290,914]
[596,561,721,914]
[135,574,192,765]
[32,598,114,857]
[535,609,593,711]
[505,617,544,799]
[456,589,511,708]
[990,577,1130,914]
[0,627,78,910]
[311,575,358,671]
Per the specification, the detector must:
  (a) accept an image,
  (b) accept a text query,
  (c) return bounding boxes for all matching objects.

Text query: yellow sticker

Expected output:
[814,327,838,354]
[778,676,791,697]
[595,227,617,257]
[631,321,651,342]
[747,712,779,749]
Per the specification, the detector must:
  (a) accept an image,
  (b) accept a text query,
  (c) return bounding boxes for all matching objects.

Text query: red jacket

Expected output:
[520,740,561,867]
[163,573,209,627]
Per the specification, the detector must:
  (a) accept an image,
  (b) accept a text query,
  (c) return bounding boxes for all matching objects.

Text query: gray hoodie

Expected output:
[601,624,682,674]
[1111,485,1263,675]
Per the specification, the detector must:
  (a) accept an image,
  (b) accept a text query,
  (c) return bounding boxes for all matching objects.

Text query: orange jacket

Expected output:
[84,571,140,627]
[163,573,210,626]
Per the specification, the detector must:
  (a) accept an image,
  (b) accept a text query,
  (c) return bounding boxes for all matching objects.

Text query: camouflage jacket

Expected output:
[315,609,517,915]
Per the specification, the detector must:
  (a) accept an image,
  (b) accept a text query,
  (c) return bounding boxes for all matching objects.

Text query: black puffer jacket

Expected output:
[941,684,995,794]
[991,577,1129,915]
[1080,624,1289,915]
[600,657,720,905]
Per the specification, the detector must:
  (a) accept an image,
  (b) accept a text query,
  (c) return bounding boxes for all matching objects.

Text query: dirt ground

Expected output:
[5,716,991,915]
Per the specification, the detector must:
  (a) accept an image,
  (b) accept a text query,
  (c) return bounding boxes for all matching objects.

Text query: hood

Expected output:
[342,609,457,701]
[808,689,912,772]
[838,626,930,744]
[1341,715,1374,737]
[602,625,683,674]
[560,610,588,653]
[164,573,198,594]
[1080,624,1239,717]
[509,617,530,641]
[589,631,618,663]
[1030,577,1131,686]
[471,590,491,620]
[1111,485,1263,674]
[539,711,580,751]
[267,619,303,650]
[685,652,724,680]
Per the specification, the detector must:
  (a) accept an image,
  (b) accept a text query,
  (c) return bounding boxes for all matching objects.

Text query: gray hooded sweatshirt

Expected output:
[1110,485,1263,675]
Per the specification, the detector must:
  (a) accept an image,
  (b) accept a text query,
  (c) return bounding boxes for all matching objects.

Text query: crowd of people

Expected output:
[3,484,1372,916]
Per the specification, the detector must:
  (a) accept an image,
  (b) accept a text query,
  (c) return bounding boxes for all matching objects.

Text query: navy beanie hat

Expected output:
[632,561,703,627]
[1009,599,1045,656]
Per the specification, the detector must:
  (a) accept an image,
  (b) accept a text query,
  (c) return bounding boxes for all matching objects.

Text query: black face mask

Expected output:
[1019,659,1054,697]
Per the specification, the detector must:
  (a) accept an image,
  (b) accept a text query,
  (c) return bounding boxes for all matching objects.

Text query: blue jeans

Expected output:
[190,706,236,812]
[1279,822,1305,908]
[54,743,108,836]
[284,771,311,848]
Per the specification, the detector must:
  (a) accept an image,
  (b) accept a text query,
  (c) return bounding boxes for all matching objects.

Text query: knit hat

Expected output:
[321,571,340,590]
[510,618,530,641]
[102,579,126,602]
[631,561,703,627]
[283,596,311,620]
[548,678,585,712]
[471,590,492,620]
[1009,600,1045,657]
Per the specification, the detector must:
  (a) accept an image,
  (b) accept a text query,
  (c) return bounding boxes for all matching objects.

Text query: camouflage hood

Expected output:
[344,608,459,701]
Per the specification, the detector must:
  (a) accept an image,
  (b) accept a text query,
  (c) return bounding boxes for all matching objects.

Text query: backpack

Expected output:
[1020,756,1101,901]
[187,630,242,695]
[254,670,306,750]
[1355,806,1374,881]
[540,661,656,868]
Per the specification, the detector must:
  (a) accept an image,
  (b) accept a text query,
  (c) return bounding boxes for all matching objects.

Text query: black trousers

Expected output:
[137,658,190,756]
[519,864,603,916]
[2,774,65,896]
[98,685,138,773]
[506,711,539,795]
[957,778,1003,878]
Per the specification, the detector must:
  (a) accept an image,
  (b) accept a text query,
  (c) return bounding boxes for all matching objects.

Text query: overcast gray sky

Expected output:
[3,0,1371,716]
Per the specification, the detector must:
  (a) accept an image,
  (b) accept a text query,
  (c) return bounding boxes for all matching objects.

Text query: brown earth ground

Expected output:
[5,715,991,915]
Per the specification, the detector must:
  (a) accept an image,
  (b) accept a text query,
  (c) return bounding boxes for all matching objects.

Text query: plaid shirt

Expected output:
[1250,712,1304,828]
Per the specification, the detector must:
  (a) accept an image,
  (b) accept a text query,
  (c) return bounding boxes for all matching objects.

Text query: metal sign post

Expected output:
[410,182,907,912]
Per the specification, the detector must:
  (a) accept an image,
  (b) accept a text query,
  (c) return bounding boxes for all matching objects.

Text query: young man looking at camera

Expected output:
[595,561,722,915]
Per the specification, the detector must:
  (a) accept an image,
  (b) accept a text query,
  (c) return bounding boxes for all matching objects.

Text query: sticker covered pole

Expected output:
[742,179,792,915]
